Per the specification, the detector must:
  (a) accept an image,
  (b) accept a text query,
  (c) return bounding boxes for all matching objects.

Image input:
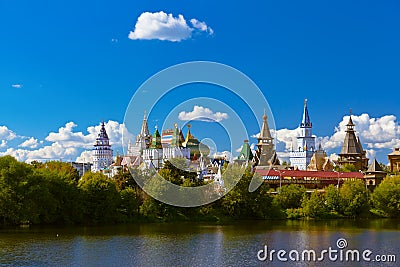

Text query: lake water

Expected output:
[0,220,399,266]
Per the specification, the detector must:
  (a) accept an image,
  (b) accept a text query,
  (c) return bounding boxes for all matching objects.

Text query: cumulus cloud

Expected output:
[87,120,134,147]
[0,126,17,140]
[46,122,91,148]
[18,137,40,149]
[178,106,228,122]
[0,143,78,163]
[275,128,303,151]
[321,114,400,151]
[128,11,213,42]
[0,121,133,163]
[271,113,400,163]
[329,153,339,162]
[76,150,93,163]
[0,140,7,148]
[212,151,233,162]
[11,84,23,89]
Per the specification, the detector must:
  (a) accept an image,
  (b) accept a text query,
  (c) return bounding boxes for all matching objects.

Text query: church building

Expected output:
[290,99,316,170]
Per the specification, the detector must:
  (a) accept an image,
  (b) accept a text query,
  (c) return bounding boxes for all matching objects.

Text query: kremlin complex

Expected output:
[89,100,400,190]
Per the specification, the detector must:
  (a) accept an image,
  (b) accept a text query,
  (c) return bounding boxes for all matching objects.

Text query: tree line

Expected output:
[1,155,400,227]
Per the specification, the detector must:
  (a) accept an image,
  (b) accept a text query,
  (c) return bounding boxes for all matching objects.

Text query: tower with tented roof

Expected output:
[337,112,368,171]
[255,110,280,166]
[290,99,316,170]
[92,121,113,172]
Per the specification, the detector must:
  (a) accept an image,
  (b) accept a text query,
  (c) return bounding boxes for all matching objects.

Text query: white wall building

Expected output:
[290,99,316,170]
[91,121,113,172]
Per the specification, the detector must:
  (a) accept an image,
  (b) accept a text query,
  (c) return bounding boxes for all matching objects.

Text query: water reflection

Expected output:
[0,219,399,266]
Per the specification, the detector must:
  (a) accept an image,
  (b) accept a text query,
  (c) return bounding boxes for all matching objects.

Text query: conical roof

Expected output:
[301,99,312,127]
[238,140,254,160]
[94,121,111,147]
[140,111,150,137]
[347,115,355,127]
[171,123,182,147]
[388,147,400,156]
[185,124,195,143]
[151,127,162,149]
[356,136,364,153]
[98,121,109,139]
[259,110,272,140]
[367,159,385,173]
[340,116,362,154]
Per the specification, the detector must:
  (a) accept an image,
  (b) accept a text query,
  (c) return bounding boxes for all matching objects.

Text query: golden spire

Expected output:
[185,124,193,143]
[263,108,267,121]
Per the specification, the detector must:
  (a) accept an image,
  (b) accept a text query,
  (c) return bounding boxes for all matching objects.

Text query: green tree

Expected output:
[371,175,400,217]
[221,166,276,219]
[274,184,306,210]
[340,180,369,217]
[325,184,341,213]
[114,170,139,191]
[78,172,121,224]
[31,168,82,224]
[161,159,197,183]
[302,191,328,218]
[0,156,32,226]
[119,187,140,221]
[31,161,80,182]
[335,163,357,172]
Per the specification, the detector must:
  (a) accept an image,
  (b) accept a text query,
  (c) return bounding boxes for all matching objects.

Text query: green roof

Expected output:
[171,124,182,147]
[151,128,162,149]
[238,141,254,160]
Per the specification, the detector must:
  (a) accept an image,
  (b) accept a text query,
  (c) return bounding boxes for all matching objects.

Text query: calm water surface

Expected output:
[1,220,399,267]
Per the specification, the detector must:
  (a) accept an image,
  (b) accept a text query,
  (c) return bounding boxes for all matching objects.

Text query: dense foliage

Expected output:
[371,175,400,217]
[1,155,399,226]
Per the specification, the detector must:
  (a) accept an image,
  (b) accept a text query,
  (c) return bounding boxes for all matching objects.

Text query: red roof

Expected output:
[255,169,364,179]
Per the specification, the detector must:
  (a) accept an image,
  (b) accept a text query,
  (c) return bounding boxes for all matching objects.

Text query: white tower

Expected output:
[290,99,316,170]
[91,121,113,172]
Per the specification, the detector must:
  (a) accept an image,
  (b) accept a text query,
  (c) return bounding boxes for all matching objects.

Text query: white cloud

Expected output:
[76,150,93,163]
[0,120,133,163]
[87,120,134,148]
[190,18,214,34]
[212,151,233,162]
[277,151,291,162]
[128,11,213,42]
[329,153,339,162]
[0,140,7,148]
[321,114,400,151]
[178,106,228,122]
[0,126,17,140]
[272,113,400,163]
[18,137,39,149]
[275,127,302,151]
[11,84,23,89]
[0,143,78,163]
[45,122,91,148]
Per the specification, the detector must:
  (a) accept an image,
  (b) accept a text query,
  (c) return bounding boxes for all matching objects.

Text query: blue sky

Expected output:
[0,0,399,163]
